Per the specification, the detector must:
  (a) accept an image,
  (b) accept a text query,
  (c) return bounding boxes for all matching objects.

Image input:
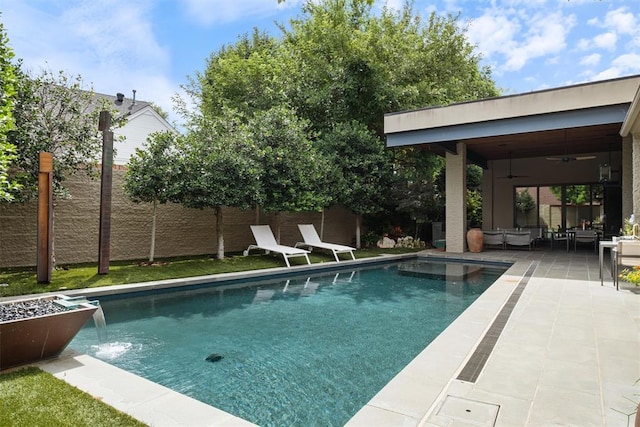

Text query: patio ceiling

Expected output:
[384,75,640,167]
[443,122,622,162]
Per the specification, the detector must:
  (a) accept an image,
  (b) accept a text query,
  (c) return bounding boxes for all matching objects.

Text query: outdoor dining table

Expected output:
[599,240,617,285]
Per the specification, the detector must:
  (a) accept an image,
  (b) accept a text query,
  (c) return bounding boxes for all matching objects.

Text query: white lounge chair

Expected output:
[243,225,311,267]
[295,224,356,262]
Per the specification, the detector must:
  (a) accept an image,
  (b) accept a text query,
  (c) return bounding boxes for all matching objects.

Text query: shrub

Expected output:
[395,236,426,249]
[619,266,640,286]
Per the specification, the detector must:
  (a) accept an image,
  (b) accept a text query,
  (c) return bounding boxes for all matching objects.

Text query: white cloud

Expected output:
[3,0,180,122]
[591,53,640,81]
[579,53,600,66]
[381,0,405,12]
[467,6,576,72]
[466,14,519,58]
[611,52,640,72]
[576,38,591,51]
[180,0,300,26]
[503,11,574,71]
[592,32,617,50]
[603,8,637,35]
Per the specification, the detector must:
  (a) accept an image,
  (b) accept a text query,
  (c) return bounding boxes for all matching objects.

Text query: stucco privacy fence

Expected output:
[0,169,357,269]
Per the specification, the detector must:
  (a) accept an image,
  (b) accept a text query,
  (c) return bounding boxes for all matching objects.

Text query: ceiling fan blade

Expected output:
[546,155,596,162]
[497,174,528,179]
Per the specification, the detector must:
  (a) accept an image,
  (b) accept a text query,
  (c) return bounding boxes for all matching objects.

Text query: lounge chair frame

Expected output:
[295,224,356,262]
[244,225,311,267]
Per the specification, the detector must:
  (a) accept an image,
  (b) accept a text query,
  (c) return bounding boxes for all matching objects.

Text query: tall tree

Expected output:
[8,69,123,200]
[283,0,498,134]
[319,120,391,247]
[7,68,124,267]
[282,0,498,229]
[0,20,19,201]
[248,106,331,239]
[391,147,445,235]
[189,0,499,234]
[191,29,293,120]
[173,108,263,259]
[123,131,178,263]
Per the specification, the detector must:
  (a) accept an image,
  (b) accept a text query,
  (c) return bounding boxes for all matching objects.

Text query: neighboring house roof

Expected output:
[97,90,151,117]
[93,90,178,165]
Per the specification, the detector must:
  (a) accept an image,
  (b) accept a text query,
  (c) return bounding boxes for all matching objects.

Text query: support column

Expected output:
[445,142,467,253]
[632,134,640,221]
[482,161,494,229]
[621,135,633,220]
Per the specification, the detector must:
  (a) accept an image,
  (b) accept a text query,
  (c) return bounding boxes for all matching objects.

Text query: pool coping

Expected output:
[28,253,524,426]
[346,253,530,426]
[1,254,415,304]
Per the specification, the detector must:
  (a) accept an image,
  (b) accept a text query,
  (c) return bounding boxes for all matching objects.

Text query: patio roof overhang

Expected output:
[384,75,640,168]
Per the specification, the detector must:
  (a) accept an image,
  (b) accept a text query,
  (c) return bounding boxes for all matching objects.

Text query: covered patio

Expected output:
[384,75,640,253]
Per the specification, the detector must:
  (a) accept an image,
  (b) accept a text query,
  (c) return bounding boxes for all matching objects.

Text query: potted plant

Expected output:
[618,266,640,287]
[0,295,98,371]
[620,214,639,239]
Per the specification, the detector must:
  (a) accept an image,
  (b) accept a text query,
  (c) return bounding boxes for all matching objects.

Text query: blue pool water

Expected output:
[71,260,507,426]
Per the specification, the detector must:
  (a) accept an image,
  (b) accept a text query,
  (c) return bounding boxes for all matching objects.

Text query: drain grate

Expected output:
[437,395,500,426]
[457,261,538,383]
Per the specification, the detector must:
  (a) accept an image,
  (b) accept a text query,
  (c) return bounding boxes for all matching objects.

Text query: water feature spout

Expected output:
[92,305,108,344]
[52,296,108,343]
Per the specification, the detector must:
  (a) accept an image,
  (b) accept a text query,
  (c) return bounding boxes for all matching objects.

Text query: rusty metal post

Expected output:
[98,111,113,274]
[37,152,53,283]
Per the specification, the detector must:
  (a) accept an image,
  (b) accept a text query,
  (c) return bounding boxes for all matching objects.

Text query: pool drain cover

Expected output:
[437,395,499,426]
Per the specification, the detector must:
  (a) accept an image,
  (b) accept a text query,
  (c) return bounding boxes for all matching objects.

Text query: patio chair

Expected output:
[573,229,597,252]
[482,230,505,249]
[551,230,569,251]
[613,240,640,291]
[295,224,356,262]
[504,231,534,250]
[244,225,311,267]
[528,227,543,247]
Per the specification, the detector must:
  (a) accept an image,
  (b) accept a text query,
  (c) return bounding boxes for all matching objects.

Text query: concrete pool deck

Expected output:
[34,249,639,426]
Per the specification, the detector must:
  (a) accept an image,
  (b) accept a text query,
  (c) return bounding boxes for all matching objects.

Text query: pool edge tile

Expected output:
[37,350,257,427]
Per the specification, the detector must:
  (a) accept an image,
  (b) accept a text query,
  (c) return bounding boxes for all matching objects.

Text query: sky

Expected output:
[2,0,640,126]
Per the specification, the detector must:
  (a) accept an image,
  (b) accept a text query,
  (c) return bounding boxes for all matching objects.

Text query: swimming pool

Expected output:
[70,259,507,426]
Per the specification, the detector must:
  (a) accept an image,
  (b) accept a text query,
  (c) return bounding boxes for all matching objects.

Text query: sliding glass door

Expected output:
[515,183,607,233]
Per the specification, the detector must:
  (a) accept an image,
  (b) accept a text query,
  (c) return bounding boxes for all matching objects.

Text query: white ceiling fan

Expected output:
[546,129,596,162]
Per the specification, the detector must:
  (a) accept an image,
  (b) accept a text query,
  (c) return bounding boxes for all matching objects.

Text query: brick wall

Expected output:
[0,170,356,268]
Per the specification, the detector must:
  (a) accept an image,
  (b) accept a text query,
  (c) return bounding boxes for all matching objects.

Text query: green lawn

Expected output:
[0,248,419,298]
[0,367,146,427]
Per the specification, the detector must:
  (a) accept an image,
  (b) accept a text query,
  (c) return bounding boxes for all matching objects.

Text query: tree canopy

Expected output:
[8,69,123,200]
[180,0,498,236]
[249,105,331,214]
[0,20,19,202]
[123,131,179,262]
[172,108,264,259]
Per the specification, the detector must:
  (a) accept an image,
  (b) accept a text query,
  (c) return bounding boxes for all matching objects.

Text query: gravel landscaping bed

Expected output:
[0,299,67,322]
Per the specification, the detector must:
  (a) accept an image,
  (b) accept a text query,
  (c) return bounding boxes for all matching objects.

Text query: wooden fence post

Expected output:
[37,152,53,283]
[98,111,113,275]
